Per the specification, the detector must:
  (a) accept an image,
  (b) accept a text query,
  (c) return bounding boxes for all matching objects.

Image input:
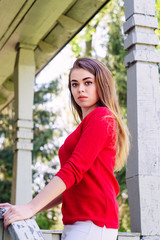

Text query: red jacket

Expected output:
[56,107,119,229]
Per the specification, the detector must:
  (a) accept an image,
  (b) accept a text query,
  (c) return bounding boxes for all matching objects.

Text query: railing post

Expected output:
[11,43,36,205]
[124,0,160,237]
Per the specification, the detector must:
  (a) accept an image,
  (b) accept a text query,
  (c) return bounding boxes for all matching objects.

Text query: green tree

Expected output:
[70,7,108,57]
[0,106,14,203]
[33,79,62,164]
[104,0,127,112]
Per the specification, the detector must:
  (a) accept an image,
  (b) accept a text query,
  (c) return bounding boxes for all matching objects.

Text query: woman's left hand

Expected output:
[1,203,34,228]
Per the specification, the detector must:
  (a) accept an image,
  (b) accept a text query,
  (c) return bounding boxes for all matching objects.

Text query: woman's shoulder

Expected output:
[86,107,113,119]
[83,107,113,125]
[94,106,112,115]
[81,107,116,139]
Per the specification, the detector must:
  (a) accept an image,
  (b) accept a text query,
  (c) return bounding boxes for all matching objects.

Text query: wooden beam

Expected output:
[16,0,76,45]
[0,0,36,50]
[38,40,57,55]
[58,15,82,33]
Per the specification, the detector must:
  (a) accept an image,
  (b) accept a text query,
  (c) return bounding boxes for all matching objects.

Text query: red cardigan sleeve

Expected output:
[56,108,116,189]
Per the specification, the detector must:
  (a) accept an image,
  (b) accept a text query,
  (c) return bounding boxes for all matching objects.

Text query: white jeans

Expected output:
[61,221,118,240]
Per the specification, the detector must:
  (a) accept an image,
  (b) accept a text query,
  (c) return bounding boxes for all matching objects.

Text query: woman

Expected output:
[0,58,129,240]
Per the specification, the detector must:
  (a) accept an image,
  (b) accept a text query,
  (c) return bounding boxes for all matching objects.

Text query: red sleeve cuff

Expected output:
[55,170,74,189]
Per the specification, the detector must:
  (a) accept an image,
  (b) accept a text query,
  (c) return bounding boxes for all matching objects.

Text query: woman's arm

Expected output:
[0,176,66,228]
[37,194,62,213]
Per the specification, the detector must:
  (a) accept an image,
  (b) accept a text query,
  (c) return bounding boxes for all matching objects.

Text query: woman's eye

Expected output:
[85,81,92,85]
[71,83,78,87]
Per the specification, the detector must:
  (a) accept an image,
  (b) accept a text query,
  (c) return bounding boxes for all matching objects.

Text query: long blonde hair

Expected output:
[68,57,130,171]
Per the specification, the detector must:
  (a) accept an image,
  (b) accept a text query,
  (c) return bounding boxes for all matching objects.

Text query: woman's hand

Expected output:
[0,202,12,209]
[0,176,66,229]
[0,203,34,228]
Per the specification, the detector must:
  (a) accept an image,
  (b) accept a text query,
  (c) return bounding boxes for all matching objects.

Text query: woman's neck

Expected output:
[82,104,99,119]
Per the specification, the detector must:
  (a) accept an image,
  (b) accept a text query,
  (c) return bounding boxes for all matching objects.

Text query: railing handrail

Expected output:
[0,208,141,240]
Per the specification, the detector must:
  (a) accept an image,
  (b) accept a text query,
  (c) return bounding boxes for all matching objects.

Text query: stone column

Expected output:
[11,43,35,205]
[124,0,160,237]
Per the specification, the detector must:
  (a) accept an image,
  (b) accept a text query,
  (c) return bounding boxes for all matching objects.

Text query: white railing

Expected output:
[0,210,140,240]
[41,231,140,240]
[0,222,140,240]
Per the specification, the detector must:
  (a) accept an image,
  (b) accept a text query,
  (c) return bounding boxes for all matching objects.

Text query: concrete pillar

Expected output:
[124,0,160,237]
[11,43,35,205]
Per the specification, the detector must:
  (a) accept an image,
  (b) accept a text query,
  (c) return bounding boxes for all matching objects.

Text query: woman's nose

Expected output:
[78,84,85,92]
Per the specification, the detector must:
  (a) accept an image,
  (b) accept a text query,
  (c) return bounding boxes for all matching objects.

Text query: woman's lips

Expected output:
[78,96,87,99]
[78,96,88,101]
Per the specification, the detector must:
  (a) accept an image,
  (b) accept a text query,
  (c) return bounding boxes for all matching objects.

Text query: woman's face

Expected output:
[70,68,99,118]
